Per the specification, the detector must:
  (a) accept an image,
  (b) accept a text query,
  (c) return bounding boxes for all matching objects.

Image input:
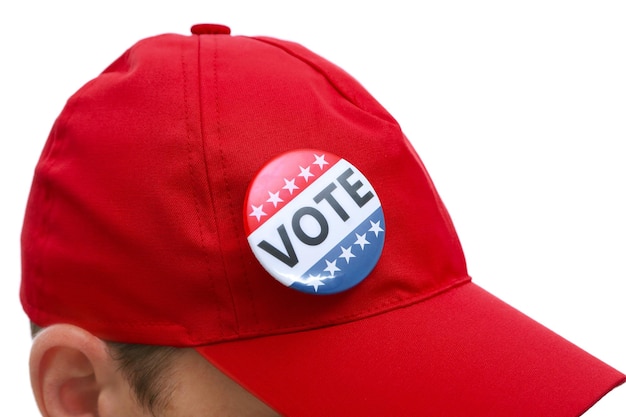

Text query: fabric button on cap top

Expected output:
[191,23,231,35]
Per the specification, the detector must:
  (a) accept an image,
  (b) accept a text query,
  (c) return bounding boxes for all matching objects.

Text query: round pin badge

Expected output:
[244,149,385,294]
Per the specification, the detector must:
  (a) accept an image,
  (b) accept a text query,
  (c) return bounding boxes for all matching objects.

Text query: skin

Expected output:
[29,324,281,417]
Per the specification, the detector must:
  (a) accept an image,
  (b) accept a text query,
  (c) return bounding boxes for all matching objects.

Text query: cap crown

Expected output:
[21,29,468,345]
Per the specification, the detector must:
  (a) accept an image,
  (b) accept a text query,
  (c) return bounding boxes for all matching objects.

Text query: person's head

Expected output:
[21,23,624,417]
[29,324,279,416]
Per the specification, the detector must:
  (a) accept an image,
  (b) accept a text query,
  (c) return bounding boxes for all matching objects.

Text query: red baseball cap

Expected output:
[20,23,624,416]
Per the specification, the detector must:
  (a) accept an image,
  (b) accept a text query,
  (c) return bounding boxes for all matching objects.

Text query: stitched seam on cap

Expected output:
[21,296,190,328]
[255,276,473,334]
[189,35,227,336]
[27,83,94,324]
[212,36,259,328]
[195,275,473,344]
[210,35,242,333]
[250,36,398,128]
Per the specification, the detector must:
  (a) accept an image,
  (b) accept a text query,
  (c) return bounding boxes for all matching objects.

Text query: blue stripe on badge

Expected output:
[291,206,385,294]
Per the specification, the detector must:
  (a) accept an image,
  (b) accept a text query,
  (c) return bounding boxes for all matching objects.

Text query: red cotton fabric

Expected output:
[21,24,625,417]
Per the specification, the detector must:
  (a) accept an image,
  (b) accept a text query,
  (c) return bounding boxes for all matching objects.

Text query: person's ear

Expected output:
[29,324,126,417]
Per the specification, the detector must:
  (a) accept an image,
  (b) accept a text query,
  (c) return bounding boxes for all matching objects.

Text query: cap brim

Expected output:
[197,281,625,417]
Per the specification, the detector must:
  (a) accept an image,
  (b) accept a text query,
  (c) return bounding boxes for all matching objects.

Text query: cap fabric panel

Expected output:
[196,34,470,338]
[21,34,238,341]
[251,36,398,125]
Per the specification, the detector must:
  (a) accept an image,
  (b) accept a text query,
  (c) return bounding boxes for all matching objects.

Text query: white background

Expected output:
[1,1,624,415]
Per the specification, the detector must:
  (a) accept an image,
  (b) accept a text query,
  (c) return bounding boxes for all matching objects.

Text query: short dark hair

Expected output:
[31,323,181,415]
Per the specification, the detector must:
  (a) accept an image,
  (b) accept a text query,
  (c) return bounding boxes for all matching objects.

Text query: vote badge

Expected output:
[244,149,385,294]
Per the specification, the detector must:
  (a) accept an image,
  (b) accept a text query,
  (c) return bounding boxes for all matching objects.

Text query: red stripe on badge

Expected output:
[245,150,340,234]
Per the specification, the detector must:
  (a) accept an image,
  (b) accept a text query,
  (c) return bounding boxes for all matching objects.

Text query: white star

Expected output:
[266,191,283,207]
[354,233,370,250]
[338,246,356,264]
[324,259,341,277]
[282,178,299,194]
[305,274,325,292]
[368,220,384,237]
[313,154,329,170]
[249,204,266,222]
[298,165,315,182]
